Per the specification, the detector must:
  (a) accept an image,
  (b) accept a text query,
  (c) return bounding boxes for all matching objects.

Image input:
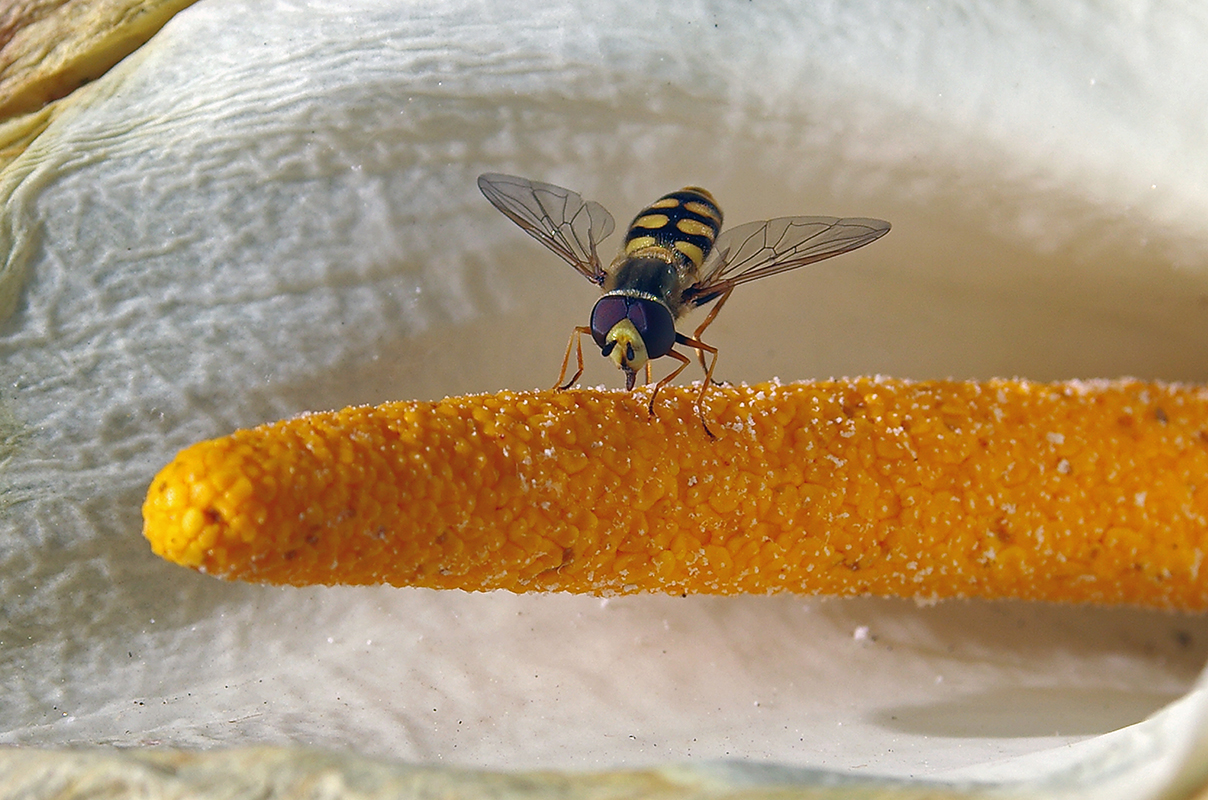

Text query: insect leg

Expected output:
[674,332,720,438]
[648,347,692,417]
[691,287,733,375]
[557,326,592,390]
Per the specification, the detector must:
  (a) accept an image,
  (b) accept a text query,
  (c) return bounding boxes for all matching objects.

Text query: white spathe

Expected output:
[2,1,1208,797]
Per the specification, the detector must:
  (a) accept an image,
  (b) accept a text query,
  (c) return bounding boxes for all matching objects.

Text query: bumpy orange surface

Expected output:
[143,379,1208,608]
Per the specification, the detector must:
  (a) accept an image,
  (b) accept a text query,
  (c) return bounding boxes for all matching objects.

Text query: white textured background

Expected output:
[3,0,1208,794]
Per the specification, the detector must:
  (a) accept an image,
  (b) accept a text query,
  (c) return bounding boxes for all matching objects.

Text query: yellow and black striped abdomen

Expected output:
[623,187,723,271]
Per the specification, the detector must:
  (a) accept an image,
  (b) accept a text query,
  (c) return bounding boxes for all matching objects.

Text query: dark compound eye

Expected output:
[625,298,675,358]
[590,295,677,358]
[590,296,630,348]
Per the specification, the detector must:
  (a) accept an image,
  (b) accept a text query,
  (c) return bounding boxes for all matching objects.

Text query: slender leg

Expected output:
[674,333,719,438]
[644,361,653,386]
[691,287,733,378]
[643,288,730,436]
[556,326,592,390]
[648,347,691,416]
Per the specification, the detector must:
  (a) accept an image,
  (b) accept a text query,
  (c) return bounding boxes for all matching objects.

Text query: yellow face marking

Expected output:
[683,200,720,222]
[633,213,670,229]
[674,240,705,268]
[676,218,713,238]
[605,319,648,372]
[649,197,681,209]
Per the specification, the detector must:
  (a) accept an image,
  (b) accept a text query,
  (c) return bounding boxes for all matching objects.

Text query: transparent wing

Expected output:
[685,216,891,306]
[478,173,616,284]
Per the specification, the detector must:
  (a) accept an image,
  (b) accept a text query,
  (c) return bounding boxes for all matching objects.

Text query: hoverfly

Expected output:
[477,173,890,434]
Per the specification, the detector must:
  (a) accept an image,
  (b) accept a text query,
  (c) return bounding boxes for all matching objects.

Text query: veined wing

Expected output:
[478,173,616,284]
[685,216,890,306]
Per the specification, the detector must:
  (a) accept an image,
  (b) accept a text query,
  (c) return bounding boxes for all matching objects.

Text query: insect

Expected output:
[477,173,890,434]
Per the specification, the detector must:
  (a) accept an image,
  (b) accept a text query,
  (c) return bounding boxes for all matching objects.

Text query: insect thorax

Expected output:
[603,255,680,301]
